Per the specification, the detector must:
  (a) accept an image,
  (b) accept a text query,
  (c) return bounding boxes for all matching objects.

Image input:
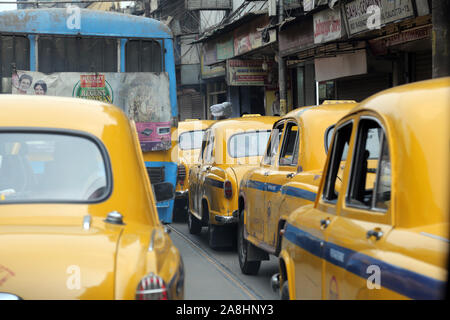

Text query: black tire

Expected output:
[281,281,290,300]
[237,217,261,275]
[188,211,202,235]
[208,223,219,250]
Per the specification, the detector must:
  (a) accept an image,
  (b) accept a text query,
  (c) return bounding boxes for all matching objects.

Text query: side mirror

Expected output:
[152,182,175,202]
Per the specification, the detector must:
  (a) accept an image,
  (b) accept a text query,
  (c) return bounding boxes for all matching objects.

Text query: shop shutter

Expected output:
[337,73,391,102]
[191,92,204,119]
[179,94,193,121]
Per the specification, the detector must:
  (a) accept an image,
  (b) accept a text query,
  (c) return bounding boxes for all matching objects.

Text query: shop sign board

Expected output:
[314,7,344,44]
[226,59,267,86]
[344,0,414,35]
[368,24,431,55]
[315,50,367,81]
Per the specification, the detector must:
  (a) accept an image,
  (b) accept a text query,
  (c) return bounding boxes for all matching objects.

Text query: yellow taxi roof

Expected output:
[209,116,280,132]
[0,95,128,138]
[177,119,216,133]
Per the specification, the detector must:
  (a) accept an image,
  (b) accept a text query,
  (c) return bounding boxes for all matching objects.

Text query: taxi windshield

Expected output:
[228,130,271,158]
[0,132,109,203]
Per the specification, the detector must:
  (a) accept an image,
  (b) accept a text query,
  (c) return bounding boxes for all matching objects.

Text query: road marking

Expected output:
[166,224,263,300]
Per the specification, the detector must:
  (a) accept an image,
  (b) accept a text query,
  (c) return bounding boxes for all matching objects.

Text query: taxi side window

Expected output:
[323,122,352,203]
[279,122,299,166]
[199,130,210,162]
[204,132,215,164]
[346,119,391,211]
[263,123,284,165]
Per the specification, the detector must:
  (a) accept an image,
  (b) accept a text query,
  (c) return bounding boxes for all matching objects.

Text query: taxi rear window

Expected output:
[0,132,110,203]
[228,130,271,158]
[179,130,205,150]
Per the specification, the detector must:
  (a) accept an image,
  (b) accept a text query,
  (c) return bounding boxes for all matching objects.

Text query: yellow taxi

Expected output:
[0,95,184,300]
[188,115,279,249]
[276,78,450,300]
[173,119,215,217]
[237,101,357,275]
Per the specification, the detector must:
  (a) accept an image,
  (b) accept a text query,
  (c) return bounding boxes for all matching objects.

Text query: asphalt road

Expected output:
[168,212,280,300]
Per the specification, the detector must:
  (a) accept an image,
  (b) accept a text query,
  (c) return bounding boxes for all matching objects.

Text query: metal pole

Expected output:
[432,0,450,78]
[277,0,287,115]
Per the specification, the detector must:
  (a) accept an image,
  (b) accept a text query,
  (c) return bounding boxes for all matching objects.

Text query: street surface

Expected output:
[168,213,279,300]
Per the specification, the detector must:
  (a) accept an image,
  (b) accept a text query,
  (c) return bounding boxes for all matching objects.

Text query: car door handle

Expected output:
[320,218,331,229]
[286,172,295,178]
[366,229,384,240]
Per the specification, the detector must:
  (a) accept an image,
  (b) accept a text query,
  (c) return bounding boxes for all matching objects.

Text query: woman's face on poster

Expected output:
[19,78,32,92]
[34,84,45,95]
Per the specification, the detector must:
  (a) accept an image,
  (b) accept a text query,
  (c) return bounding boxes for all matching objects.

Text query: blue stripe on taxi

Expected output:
[284,223,446,300]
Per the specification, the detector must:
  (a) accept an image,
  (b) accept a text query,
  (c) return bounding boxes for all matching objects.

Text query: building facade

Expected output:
[197,0,436,118]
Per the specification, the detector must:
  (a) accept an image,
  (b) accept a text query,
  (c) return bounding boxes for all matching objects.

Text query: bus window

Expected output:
[38,37,117,73]
[125,40,162,72]
[0,35,29,92]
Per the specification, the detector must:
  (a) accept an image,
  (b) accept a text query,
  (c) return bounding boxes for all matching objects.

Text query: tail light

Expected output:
[224,180,232,199]
[177,164,186,185]
[135,273,169,300]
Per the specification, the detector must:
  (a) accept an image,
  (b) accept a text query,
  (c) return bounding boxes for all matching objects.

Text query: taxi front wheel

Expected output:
[237,218,261,275]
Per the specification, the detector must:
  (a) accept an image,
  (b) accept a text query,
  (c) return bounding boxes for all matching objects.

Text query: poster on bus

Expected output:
[12,70,172,152]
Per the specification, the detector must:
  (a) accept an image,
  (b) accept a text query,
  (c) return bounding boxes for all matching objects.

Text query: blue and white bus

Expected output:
[0,8,178,223]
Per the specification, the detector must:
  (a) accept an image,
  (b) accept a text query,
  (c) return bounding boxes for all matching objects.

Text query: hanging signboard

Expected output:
[368,24,432,55]
[314,7,344,44]
[315,50,367,82]
[12,71,172,152]
[226,60,267,86]
[344,0,414,36]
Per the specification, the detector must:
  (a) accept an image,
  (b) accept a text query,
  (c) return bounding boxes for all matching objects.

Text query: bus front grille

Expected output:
[146,166,165,184]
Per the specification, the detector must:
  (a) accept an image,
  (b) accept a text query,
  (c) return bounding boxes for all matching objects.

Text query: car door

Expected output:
[203,129,223,216]
[323,115,395,299]
[265,120,300,247]
[291,120,355,299]
[245,121,285,242]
